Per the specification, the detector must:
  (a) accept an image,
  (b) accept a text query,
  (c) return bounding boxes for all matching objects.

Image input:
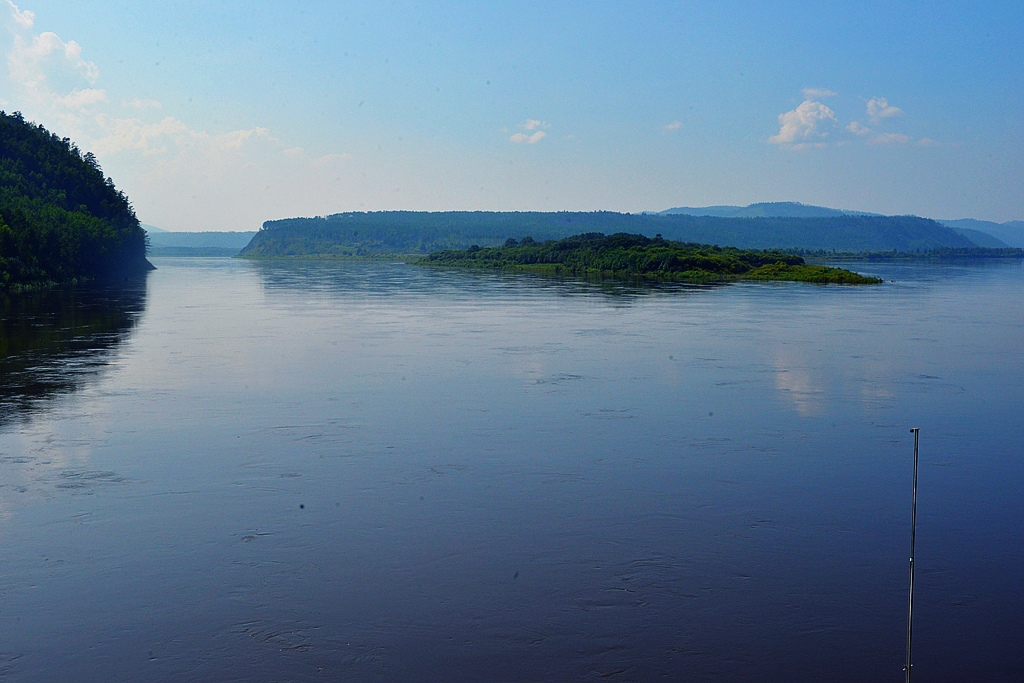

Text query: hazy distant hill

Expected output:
[653,214,973,251]
[660,202,1016,248]
[941,227,1008,248]
[660,202,879,219]
[146,230,256,256]
[938,219,1024,248]
[659,205,747,217]
[239,211,976,258]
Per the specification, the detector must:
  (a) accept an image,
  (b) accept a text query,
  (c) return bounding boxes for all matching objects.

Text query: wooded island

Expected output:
[417,233,882,284]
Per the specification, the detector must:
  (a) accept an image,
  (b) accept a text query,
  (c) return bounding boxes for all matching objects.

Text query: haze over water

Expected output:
[0,258,1021,681]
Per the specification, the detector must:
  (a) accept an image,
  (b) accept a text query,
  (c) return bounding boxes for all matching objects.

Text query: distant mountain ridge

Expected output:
[659,202,880,219]
[659,202,1018,247]
[941,226,1008,248]
[239,210,978,258]
[145,230,257,256]
[937,218,1024,248]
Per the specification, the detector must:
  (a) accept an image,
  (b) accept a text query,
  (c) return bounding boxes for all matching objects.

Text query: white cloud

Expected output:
[868,132,911,145]
[802,87,837,98]
[509,130,546,144]
[86,116,307,162]
[509,119,550,143]
[212,126,273,151]
[768,100,837,145]
[4,0,34,28]
[846,120,871,136]
[663,120,682,132]
[123,97,162,110]
[54,87,106,109]
[9,31,100,88]
[89,114,193,156]
[1,5,352,230]
[848,120,930,147]
[311,152,352,167]
[770,92,922,149]
[866,97,902,123]
[789,142,828,151]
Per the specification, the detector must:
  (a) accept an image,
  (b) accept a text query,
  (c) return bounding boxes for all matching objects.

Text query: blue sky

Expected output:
[2,0,1021,230]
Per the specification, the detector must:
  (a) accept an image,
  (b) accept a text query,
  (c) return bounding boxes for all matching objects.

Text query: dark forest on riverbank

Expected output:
[0,112,150,290]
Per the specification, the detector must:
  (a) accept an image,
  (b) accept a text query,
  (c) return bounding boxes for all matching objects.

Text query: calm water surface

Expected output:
[0,258,1021,681]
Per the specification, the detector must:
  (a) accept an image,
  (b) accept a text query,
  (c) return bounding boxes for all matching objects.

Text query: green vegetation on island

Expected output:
[417,233,882,284]
[0,111,151,290]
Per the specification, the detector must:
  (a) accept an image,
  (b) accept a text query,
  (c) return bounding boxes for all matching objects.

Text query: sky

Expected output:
[1,0,1022,231]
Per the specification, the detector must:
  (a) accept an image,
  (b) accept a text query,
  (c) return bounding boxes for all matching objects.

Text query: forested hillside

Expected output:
[239,210,977,258]
[0,111,151,289]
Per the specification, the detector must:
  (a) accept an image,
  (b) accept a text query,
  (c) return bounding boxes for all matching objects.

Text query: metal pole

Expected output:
[905,428,920,683]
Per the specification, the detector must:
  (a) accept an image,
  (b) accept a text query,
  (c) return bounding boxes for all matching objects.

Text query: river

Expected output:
[0,257,1021,681]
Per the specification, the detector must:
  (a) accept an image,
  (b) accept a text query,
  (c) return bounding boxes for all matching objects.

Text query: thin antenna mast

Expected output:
[905,428,920,683]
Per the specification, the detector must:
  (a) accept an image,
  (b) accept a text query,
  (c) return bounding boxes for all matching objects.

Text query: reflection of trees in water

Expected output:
[250,259,722,305]
[0,279,148,427]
